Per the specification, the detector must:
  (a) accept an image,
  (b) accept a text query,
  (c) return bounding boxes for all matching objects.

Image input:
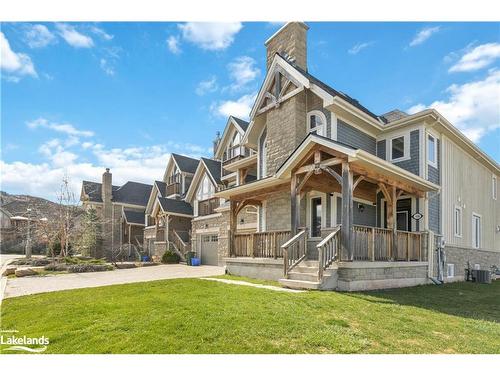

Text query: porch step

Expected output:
[287,271,319,282]
[279,278,322,290]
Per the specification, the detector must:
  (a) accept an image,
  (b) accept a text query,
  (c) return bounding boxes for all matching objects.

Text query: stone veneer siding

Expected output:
[337,120,376,155]
[265,92,307,175]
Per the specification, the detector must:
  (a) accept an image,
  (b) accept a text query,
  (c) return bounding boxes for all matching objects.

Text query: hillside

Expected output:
[0,191,82,220]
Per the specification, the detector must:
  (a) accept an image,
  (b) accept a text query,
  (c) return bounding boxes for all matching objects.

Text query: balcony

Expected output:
[198,197,220,216]
[222,145,252,166]
[166,173,182,196]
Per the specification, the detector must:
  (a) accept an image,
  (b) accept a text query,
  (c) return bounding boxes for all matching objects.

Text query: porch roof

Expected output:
[216,133,439,200]
[157,197,193,217]
[122,210,146,226]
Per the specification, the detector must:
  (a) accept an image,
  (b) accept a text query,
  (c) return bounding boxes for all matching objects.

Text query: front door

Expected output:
[396,198,412,231]
[311,197,322,237]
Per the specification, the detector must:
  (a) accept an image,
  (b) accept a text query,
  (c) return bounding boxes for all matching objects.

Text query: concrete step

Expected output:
[288,271,319,282]
[279,278,322,290]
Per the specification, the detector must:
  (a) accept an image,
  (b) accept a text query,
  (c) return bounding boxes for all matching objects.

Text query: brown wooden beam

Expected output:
[341,162,353,261]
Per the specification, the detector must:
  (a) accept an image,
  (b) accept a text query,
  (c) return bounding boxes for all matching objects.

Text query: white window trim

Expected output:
[330,112,338,140]
[307,110,327,137]
[471,212,481,249]
[396,210,409,231]
[453,205,462,238]
[387,133,410,162]
[493,175,497,200]
[427,133,438,168]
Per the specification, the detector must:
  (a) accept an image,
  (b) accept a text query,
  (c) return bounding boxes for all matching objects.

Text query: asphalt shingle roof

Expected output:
[201,158,222,185]
[82,180,152,207]
[154,180,167,197]
[232,116,250,132]
[172,153,199,174]
[278,54,383,124]
[158,197,193,216]
[123,210,145,225]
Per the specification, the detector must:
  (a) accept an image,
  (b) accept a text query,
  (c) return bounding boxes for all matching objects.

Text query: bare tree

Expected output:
[55,174,80,258]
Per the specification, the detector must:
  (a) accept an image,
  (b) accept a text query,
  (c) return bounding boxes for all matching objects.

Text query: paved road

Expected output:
[4,264,225,299]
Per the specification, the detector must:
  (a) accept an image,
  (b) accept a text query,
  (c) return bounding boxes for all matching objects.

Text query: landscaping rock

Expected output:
[115,263,137,269]
[3,266,17,276]
[15,268,38,277]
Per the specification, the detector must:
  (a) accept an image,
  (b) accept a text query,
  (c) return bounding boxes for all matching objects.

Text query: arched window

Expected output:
[307,110,327,137]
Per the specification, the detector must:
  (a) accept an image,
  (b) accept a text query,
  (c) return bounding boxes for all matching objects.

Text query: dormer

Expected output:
[162,153,199,198]
[185,158,223,217]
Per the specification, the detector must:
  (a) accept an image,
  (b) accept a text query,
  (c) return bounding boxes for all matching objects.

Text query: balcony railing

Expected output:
[198,197,220,216]
[222,145,252,165]
[166,182,181,196]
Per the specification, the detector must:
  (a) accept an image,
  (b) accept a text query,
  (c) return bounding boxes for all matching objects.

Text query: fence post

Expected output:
[370,228,375,261]
[407,233,410,261]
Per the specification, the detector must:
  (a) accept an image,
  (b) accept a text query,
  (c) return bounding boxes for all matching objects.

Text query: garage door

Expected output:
[201,234,219,265]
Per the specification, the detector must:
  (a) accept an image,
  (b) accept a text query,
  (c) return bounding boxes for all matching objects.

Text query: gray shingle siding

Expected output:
[336,197,376,227]
[427,139,441,234]
[376,140,386,160]
[392,129,420,176]
[337,120,376,155]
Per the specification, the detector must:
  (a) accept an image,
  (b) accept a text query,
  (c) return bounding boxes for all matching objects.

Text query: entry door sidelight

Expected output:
[311,197,322,237]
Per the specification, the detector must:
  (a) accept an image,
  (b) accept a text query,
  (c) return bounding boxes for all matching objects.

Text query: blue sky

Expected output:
[1,22,499,200]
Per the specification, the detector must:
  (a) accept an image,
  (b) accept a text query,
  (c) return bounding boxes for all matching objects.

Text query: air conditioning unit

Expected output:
[474,270,492,284]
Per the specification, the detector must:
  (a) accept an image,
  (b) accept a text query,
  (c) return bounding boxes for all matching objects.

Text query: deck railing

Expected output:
[198,197,220,216]
[233,230,291,258]
[282,229,308,277]
[352,225,425,262]
[172,229,191,256]
[317,226,341,280]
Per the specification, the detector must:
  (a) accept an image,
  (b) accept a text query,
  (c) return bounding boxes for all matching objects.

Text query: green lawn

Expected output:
[1,277,499,354]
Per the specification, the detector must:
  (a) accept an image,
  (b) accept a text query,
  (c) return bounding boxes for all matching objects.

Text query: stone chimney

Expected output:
[102,168,112,204]
[265,22,308,71]
[213,131,221,158]
[101,168,113,257]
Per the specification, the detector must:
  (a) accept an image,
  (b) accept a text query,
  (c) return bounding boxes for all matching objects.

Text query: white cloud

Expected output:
[178,22,242,51]
[56,23,94,48]
[227,56,260,91]
[196,76,218,96]
[27,118,94,137]
[100,58,115,76]
[166,35,181,54]
[408,70,500,142]
[348,42,373,55]
[449,43,500,73]
[90,26,114,41]
[0,32,37,80]
[409,26,441,47]
[24,24,56,48]
[212,92,256,120]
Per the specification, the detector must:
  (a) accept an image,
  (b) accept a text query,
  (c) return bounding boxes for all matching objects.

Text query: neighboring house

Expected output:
[143,153,198,260]
[214,22,500,290]
[80,169,152,259]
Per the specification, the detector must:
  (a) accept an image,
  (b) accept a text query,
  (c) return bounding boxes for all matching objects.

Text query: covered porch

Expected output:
[217,134,439,289]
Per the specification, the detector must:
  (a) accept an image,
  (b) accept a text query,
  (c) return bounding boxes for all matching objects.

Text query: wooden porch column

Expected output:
[229,200,237,257]
[341,162,353,261]
[128,224,131,245]
[290,173,298,235]
[386,186,397,260]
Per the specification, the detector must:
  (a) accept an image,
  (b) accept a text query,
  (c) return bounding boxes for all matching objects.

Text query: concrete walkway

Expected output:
[3,264,225,299]
[200,277,305,293]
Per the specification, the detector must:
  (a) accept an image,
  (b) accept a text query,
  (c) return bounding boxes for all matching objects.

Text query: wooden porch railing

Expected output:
[352,225,425,262]
[198,197,220,216]
[172,229,191,257]
[317,226,341,280]
[233,230,291,258]
[282,229,308,277]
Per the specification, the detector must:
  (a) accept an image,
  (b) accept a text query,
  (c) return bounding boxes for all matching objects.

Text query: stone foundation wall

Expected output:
[434,245,500,280]
[225,258,284,281]
[337,262,429,291]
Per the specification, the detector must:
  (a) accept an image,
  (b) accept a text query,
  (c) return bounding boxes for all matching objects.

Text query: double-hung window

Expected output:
[427,134,437,168]
[388,134,409,162]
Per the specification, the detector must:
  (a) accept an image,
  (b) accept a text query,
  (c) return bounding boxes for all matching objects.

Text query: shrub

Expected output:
[44,263,68,272]
[67,264,113,273]
[161,250,180,264]
[31,258,52,266]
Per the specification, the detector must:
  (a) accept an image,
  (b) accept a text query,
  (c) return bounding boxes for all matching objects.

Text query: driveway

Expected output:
[3,264,225,299]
